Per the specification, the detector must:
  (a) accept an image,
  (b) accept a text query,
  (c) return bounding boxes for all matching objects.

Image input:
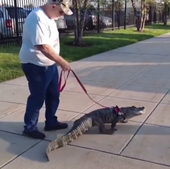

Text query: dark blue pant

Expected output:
[22,63,60,131]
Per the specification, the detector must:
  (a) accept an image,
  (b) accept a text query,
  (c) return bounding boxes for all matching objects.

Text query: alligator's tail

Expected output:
[46,117,92,160]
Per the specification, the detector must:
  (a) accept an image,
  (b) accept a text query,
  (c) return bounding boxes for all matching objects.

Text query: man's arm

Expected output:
[36,44,67,67]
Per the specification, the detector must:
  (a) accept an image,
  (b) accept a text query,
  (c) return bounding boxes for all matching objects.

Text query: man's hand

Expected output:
[60,59,71,71]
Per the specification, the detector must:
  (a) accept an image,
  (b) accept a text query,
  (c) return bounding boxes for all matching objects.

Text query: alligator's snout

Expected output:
[134,106,145,115]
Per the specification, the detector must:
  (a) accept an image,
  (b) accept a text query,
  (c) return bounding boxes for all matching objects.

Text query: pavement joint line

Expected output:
[155,102,170,105]
[142,76,170,80]
[69,112,84,121]
[0,128,46,167]
[0,100,26,105]
[0,86,19,94]
[67,144,170,168]
[0,129,31,138]
[0,102,82,118]
[103,95,160,104]
[113,52,169,56]
[144,122,170,129]
[3,83,27,87]
[57,108,82,114]
[0,105,25,120]
[119,87,170,155]
[0,139,43,169]
[79,95,106,114]
[62,89,112,96]
[121,155,170,168]
[63,89,115,97]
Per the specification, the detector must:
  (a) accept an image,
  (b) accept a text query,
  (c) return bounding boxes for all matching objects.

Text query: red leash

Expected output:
[59,69,109,108]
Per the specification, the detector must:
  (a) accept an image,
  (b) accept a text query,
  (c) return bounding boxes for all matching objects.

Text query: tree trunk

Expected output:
[130,0,137,15]
[140,12,146,31]
[79,0,89,42]
[130,0,140,31]
[73,0,81,45]
[164,3,167,26]
[73,0,89,46]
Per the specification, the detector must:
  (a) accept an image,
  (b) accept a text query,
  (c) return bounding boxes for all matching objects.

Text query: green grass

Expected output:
[0,23,170,82]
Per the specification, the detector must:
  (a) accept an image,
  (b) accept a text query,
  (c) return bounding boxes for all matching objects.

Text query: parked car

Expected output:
[55,7,91,31]
[87,9,112,29]
[0,6,27,39]
[58,8,113,31]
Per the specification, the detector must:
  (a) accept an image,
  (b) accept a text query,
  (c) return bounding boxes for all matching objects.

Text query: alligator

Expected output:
[46,105,145,160]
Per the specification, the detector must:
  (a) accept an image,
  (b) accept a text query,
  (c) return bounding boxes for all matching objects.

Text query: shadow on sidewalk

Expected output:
[0,120,72,163]
[0,117,170,163]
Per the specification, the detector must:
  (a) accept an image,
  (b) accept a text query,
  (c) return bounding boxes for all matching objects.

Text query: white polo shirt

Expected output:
[19,8,59,66]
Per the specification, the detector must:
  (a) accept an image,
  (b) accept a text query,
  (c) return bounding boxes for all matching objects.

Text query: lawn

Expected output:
[0,23,170,82]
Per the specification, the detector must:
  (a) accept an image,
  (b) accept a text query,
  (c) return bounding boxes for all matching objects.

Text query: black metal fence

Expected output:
[0,0,167,46]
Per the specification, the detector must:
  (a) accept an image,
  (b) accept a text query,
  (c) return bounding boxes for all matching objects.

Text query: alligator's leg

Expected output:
[93,118,115,134]
[111,115,124,131]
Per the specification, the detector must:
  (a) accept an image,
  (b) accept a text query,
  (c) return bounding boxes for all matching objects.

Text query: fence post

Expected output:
[124,0,127,29]
[14,0,19,43]
[112,0,115,30]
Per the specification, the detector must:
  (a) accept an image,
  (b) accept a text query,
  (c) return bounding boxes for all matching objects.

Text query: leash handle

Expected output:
[59,70,70,92]
[59,69,108,108]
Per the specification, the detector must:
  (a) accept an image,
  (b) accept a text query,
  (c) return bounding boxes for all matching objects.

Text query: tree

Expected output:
[131,0,170,31]
[130,0,142,31]
[162,0,170,25]
[131,0,155,31]
[71,0,107,46]
[72,0,90,46]
[72,0,125,46]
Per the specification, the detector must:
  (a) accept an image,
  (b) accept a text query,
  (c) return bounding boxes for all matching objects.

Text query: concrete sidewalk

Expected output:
[0,33,170,169]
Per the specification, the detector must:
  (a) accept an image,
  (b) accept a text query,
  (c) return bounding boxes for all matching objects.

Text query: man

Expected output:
[19,0,73,139]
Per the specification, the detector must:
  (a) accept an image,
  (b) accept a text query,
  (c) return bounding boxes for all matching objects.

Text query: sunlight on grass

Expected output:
[0,24,170,82]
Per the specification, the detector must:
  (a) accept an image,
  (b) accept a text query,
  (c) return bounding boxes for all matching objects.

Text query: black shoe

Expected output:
[44,122,68,131]
[23,130,46,139]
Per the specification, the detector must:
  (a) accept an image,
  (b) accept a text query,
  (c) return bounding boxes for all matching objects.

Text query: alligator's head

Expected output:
[120,106,145,119]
